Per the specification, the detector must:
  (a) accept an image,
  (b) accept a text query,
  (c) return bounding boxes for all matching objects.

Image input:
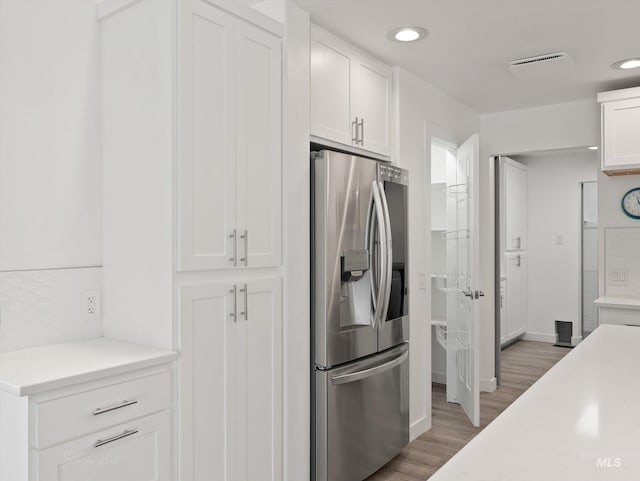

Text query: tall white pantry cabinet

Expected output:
[99,1,283,480]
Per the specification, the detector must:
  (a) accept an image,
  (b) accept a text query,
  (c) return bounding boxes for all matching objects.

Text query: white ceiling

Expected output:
[295,0,640,113]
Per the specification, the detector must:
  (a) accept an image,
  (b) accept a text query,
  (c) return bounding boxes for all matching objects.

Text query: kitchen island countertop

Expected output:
[430,324,640,480]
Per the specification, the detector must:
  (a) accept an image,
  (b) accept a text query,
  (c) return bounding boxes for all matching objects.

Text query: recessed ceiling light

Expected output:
[611,58,640,70]
[588,146,598,150]
[387,27,428,43]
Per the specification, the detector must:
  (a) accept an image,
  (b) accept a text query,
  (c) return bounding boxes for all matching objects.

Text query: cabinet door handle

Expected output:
[229,285,237,322]
[358,118,364,145]
[240,283,248,320]
[229,229,237,266]
[94,429,139,448]
[352,117,359,144]
[239,229,248,266]
[92,399,138,416]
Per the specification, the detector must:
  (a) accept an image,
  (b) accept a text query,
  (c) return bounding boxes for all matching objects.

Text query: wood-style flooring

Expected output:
[366,340,570,481]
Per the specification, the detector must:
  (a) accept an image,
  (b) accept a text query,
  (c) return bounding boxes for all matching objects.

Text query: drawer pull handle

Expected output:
[94,429,138,448]
[92,399,138,416]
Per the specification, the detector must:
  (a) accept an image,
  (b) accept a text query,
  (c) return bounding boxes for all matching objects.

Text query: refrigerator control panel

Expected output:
[379,165,408,185]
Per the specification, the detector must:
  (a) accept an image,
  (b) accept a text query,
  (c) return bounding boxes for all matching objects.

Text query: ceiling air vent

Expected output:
[507,52,573,81]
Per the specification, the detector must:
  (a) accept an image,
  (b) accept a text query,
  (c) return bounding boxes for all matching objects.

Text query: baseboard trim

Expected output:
[522,332,557,344]
[432,371,446,385]
[480,377,497,393]
[571,335,583,346]
[410,415,429,441]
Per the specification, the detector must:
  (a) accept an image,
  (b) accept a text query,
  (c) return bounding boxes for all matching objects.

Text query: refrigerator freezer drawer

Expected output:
[314,343,409,481]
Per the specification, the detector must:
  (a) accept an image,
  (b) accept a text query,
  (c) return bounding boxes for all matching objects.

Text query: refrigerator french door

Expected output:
[312,150,409,481]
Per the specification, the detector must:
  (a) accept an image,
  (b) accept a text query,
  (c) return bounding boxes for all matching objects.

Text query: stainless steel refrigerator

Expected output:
[311,150,410,481]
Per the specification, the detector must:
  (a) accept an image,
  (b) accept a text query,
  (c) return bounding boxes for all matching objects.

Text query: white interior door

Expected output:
[446,133,480,427]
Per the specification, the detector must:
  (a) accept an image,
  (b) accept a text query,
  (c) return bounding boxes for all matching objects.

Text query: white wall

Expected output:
[598,171,640,298]
[394,67,480,438]
[480,98,599,384]
[0,0,101,271]
[0,0,103,352]
[518,151,598,343]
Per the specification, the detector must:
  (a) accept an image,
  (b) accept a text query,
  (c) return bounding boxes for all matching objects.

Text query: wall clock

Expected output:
[621,187,640,219]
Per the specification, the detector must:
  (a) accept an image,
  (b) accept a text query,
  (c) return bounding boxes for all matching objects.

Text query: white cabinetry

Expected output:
[500,279,507,345]
[504,159,527,251]
[180,278,282,481]
[180,3,282,271]
[99,1,284,480]
[0,339,175,481]
[310,25,391,157]
[500,157,528,346]
[594,297,640,327]
[504,253,527,342]
[598,87,640,175]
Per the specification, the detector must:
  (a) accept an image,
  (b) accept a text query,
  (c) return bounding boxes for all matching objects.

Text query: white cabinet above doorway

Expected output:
[598,86,640,175]
[310,25,392,157]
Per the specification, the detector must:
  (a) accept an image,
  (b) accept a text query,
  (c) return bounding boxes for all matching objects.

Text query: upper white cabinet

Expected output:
[598,87,640,175]
[180,3,282,271]
[503,158,527,251]
[310,26,392,157]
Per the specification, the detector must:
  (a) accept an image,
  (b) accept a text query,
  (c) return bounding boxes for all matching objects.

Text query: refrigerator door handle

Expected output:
[378,181,393,325]
[330,349,408,385]
[369,181,388,329]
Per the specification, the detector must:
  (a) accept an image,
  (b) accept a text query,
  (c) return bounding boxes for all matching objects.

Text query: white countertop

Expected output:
[430,324,640,481]
[0,337,177,396]
[594,296,640,309]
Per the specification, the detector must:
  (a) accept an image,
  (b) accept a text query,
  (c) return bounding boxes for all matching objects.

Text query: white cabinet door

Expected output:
[236,22,282,269]
[310,27,354,147]
[180,4,238,271]
[179,277,282,481]
[36,410,171,481]
[179,282,236,481]
[353,58,391,156]
[310,26,391,156]
[504,160,527,251]
[236,278,282,481]
[505,253,527,339]
[179,3,282,271]
[602,97,640,173]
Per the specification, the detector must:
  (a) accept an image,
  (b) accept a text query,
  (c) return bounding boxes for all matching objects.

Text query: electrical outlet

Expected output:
[82,290,101,322]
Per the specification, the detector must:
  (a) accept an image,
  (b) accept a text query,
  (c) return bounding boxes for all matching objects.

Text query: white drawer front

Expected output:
[36,409,171,481]
[35,370,171,449]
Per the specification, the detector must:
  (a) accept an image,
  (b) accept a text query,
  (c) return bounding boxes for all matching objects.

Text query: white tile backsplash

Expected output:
[0,267,102,353]
[605,228,640,297]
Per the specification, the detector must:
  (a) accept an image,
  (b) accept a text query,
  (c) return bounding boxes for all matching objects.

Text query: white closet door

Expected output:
[235,22,282,268]
[236,277,282,481]
[179,283,237,481]
[179,3,237,271]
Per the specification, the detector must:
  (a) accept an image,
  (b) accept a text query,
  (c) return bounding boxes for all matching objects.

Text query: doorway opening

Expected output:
[430,135,480,427]
[493,148,598,384]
